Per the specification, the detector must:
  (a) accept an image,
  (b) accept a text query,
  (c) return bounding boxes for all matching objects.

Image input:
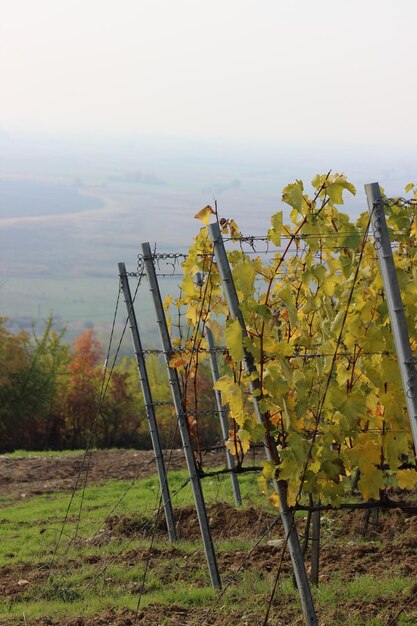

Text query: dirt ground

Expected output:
[0,451,416,625]
[0,449,187,501]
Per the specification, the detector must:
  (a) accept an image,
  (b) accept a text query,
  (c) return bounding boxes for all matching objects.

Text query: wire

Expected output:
[80,476,191,594]
[202,513,281,622]
[47,274,143,579]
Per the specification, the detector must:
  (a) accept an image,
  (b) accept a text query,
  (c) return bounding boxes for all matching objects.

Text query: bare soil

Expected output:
[0,449,186,501]
[0,450,416,625]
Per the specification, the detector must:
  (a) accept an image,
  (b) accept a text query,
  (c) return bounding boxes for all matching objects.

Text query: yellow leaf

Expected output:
[232,257,255,297]
[309,458,321,474]
[194,205,215,225]
[268,211,282,246]
[225,437,238,456]
[396,469,417,490]
[282,180,303,211]
[258,475,268,495]
[214,376,245,424]
[185,303,200,326]
[182,274,196,298]
[269,492,280,508]
[229,219,241,239]
[411,218,417,239]
[225,428,251,456]
[236,428,251,454]
[224,319,243,362]
[169,355,187,369]
[262,461,277,480]
[358,465,385,500]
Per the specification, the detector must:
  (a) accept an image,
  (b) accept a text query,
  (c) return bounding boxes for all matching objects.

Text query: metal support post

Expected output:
[365,183,417,451]
[195,273,242,506]
[118,263,177,543]
[141,243,221,590]
[205,325,242,506]
[311,509,320,586]
[208,222,317,625]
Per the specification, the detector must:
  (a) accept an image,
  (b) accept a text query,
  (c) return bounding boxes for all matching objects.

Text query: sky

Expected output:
[1,0,417,147]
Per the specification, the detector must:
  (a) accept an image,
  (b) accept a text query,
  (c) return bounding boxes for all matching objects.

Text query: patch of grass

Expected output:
[2,449,89,458]
[0,460,416,625]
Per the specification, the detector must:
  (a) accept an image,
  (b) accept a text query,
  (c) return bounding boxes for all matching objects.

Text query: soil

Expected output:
[0,450,416,625]
[0,449,187,501]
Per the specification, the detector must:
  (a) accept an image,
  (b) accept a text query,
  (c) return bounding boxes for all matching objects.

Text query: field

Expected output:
[0,450,416,625]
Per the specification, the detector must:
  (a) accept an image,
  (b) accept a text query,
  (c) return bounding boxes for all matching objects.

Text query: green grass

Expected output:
[1,449,89,458]
[0,464,415,625]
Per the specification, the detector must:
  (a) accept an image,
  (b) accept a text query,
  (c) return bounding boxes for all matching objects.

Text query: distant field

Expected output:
[0,179,104,219]
[2,275,180,344]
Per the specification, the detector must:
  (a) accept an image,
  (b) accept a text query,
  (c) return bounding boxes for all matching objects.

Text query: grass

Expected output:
[2,449,89,458]
[0,461,415,625]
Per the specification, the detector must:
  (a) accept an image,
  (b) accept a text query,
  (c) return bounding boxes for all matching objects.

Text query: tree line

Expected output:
[0,317,220,453]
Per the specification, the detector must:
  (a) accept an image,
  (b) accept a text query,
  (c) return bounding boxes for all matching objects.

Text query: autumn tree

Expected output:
[0,317,69,451]
[64,329,103,448]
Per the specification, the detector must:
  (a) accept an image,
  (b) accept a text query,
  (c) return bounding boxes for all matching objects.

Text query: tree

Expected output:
[0,316,69,451]
[64,329,103,448]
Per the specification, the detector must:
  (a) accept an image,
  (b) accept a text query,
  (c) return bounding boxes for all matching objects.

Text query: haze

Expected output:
[1,0,416,341]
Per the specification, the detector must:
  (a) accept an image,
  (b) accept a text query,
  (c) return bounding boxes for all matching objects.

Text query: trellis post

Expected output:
[141,243,221,590]
[208,222,317,625]
[118,262,177,543]
[365,183,417,451]
[196,273,242,506]
[311,506,320,586]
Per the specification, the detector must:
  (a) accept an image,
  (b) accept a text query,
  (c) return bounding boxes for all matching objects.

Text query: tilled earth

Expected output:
[0,450,416,625]
[0,449,187,501]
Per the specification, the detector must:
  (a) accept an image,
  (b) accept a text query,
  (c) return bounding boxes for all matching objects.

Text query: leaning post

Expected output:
[196,273,242,506]
[365,183,417,451]
[118,262,177,543]
[208,222,317,626]
[141,243,221,590]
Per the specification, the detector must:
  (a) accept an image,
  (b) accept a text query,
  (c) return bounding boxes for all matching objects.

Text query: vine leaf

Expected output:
[224,319,243,362]
[268,211,283,246]
[225,427,251,456]
[396,469,417,490]
[194,205,215,224]
[358,465,385,500]
[282,180,303,211]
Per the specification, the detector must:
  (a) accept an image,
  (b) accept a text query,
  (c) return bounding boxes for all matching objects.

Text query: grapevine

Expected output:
[167,174,417,507]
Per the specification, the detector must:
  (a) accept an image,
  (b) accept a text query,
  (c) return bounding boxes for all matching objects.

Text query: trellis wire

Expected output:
[142,240,221,589]
[208,219,318,625]
[46,280,125,578]
[110,190,417,622]
[119,261,177,543]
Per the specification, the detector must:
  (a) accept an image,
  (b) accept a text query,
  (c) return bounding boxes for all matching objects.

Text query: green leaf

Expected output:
[327,180,356,204]
[268,211,283,246]
[282,180,303,211]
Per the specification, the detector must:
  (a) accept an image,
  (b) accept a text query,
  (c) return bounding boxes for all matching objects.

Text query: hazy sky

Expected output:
[2,0,416,146]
